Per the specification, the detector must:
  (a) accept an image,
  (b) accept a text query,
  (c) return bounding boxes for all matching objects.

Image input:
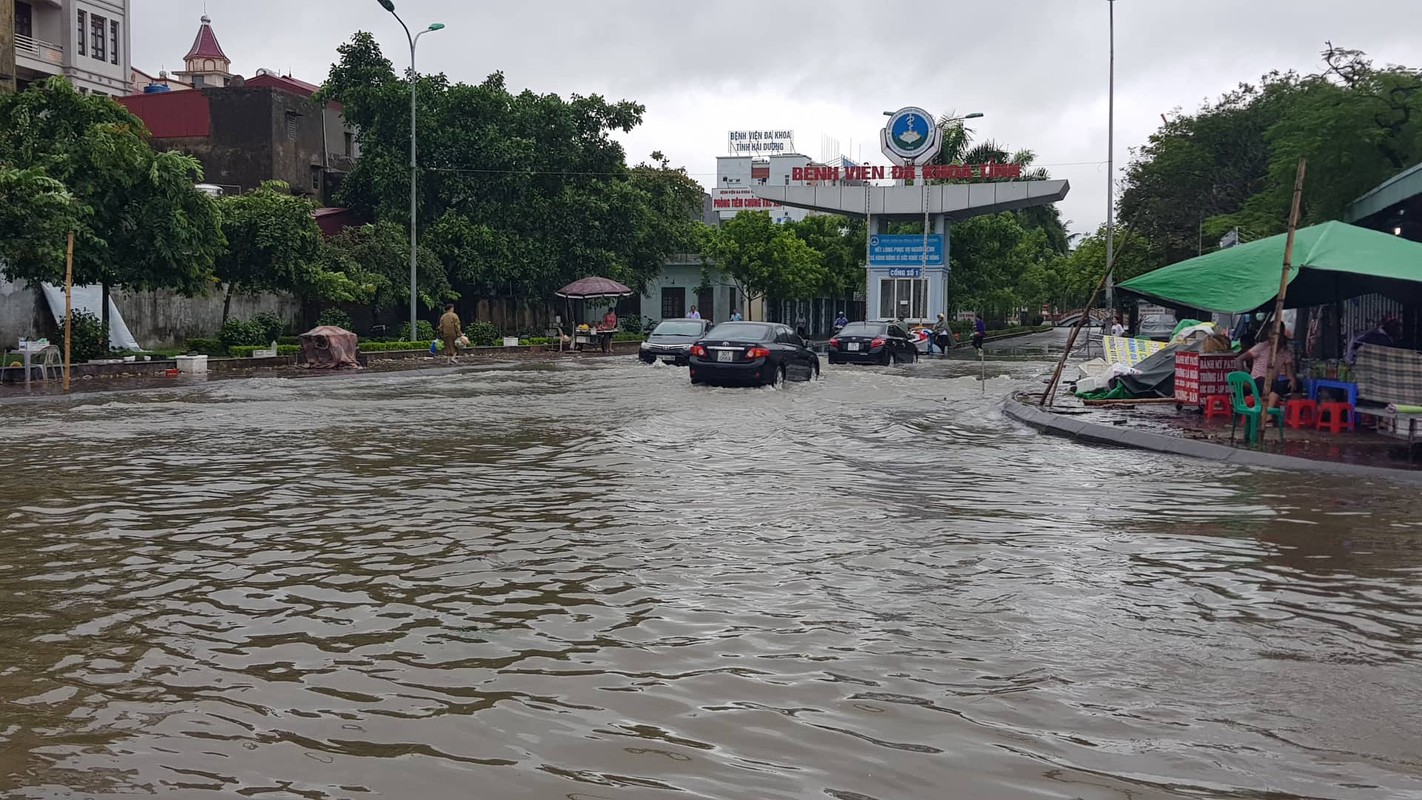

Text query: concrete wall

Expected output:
[0,277,47,345]
[0,277,302,350]
[111,287,302,349]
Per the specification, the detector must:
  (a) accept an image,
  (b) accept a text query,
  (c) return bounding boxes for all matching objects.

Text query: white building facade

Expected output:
[12,0,131,96]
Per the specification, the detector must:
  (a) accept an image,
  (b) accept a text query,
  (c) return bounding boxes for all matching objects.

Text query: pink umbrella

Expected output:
[555,276,633,300]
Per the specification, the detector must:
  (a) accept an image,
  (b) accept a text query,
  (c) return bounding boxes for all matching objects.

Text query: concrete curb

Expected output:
[1002,394,1422,486]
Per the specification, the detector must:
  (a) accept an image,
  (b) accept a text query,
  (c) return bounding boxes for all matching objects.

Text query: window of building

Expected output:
[76,10,86,56]
[343,132,353,157]
[878,278,927,320]
[91,14,106,62]
[110,20,119,65]
[661,287,685,320]
[16,2,33,38]
[311,166,321,191]
[191,75,205,88]
[286,112,299,140]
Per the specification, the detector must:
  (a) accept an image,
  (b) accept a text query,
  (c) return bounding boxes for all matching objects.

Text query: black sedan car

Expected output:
[638,318,714,365]
[687,322,820,387]
[827,321,919,365]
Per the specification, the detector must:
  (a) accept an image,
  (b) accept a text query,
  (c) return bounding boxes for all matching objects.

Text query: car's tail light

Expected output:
[871,337,886,348]
[746,347,771,359]
[828,337,839,349]
[689,345,706,357]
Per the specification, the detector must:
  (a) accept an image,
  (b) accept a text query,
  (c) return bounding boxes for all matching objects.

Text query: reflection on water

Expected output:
[1,358,1420,799]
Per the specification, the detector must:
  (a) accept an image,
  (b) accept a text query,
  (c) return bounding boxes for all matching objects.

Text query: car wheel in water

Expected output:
[882,350,893,366]
[768,365,786,387]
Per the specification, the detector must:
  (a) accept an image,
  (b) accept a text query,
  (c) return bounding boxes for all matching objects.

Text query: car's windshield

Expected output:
[652,320,705,336]
[838,323,886,336]
[703,323,773,342]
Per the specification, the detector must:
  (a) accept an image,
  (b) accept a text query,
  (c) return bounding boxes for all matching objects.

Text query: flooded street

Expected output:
[2,355,1420,799]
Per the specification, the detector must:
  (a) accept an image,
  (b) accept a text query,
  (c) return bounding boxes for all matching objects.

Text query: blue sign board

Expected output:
[887,268,922,278]
[869,234,944,266]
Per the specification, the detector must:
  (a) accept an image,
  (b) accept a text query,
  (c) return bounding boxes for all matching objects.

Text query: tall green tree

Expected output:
[0,167,83,274]
[321,33,701,309]
[216,181,355,321]
[320,221,451,320]
[0,77,225,294]
[1121,45,1421,270]
[704,212,823,318]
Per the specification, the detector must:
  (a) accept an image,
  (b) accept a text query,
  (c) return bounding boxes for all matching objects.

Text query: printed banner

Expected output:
[1103,335,1166,366]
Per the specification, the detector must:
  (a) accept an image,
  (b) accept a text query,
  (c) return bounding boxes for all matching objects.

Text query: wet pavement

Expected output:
[1,354,1420,799]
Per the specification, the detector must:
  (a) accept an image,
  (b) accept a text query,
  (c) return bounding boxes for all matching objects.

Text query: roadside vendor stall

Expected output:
[556,277,632,354]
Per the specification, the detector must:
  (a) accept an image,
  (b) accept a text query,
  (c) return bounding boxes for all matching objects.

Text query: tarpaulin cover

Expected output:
[300,326,360,370]
[1120,221,1422,314]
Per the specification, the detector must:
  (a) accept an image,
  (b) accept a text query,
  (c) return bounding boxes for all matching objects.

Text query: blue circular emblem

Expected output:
[881,106,941,164]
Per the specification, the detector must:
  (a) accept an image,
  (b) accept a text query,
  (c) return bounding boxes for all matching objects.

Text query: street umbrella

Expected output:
[555,276,633,300]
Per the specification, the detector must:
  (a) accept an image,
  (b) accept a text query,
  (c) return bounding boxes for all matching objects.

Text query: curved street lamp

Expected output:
[376,0,443,341]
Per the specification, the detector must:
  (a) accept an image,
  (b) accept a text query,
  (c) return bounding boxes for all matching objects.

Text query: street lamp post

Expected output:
[1104,0,1117,315]
[376,0,443,341]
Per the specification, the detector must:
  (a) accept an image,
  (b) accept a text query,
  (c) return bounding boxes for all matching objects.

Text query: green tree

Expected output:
[322,33,702,307]
[704,212,823,317]
[785,215,866,299]
[0,77,225,294]
[216,181,354,321]
[1121,45,1422,269]
[320,221,451,322]
[0,167,83,273]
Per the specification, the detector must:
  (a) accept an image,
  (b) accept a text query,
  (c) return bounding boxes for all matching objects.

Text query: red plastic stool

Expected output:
[1284,398,1318,430]
[1203,394,1231,420]
[1316,402,1355,434]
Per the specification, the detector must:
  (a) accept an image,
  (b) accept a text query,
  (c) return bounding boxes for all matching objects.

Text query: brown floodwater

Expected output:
[1,356,1419,799]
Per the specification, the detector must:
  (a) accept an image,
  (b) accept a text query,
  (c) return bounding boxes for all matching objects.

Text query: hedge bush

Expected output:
[186,337,226,356]
[359,340,433,352]
[56,310,108,363]
[228,344,301,358]
[219,318,267,350]
[251,312,287,343]
[465,321,500,347]
[316,307,354,331]
[401,320,437,342]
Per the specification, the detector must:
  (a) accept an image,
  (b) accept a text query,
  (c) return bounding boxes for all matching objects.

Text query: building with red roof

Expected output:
[120,15,362,211]
[172,14,231,88]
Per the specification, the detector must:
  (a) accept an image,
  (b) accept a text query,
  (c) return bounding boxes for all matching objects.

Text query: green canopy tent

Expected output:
[1120,221,1422,314]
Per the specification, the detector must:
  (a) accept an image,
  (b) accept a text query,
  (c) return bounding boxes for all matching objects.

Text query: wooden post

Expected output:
[1040,218,1137,407]
[64,231,74,393]
[1262,158,1307,411]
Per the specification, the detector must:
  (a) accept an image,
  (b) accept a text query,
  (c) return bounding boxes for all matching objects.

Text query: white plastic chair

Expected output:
[37,345,62,381]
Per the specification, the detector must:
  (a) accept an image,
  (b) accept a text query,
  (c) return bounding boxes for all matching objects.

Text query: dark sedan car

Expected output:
[827,321,919,365]
[638,318,714,365]
[687,322,820,387]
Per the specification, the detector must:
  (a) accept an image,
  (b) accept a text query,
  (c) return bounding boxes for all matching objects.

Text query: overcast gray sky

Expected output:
[134,1,1418,237]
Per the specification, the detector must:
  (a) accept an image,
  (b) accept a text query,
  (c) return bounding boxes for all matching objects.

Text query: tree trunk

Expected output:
[100,282,110,353]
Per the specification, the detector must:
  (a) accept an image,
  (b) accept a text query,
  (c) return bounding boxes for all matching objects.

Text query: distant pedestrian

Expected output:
[437,303,462,364]
[730,309,743,322]
[972,314,986,354]
[796,316,807,339]
[833,311,848,331]
[688,306,701,319]
[1110,315,1126,337]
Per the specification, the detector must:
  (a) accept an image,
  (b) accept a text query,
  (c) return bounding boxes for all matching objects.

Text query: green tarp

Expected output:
[1120,221,1422,314]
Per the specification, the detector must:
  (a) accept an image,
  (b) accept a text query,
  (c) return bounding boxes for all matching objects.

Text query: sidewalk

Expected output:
[1005,392,1422,484]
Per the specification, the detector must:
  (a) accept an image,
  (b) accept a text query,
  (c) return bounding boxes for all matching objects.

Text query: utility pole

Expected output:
[1104,0,1117,315]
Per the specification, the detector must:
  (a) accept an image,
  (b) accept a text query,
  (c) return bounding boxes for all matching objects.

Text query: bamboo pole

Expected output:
[64,231,74,393]
[1262,158,1307,412]
[1040,220,1137,407]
